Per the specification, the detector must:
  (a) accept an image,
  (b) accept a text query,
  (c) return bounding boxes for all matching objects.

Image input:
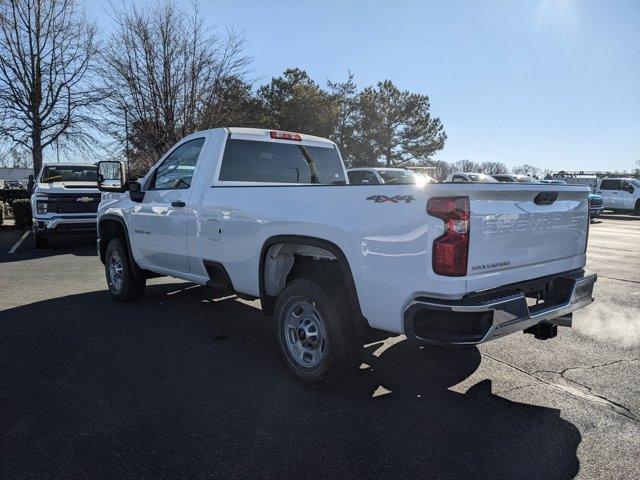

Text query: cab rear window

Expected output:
[219,139,345,184]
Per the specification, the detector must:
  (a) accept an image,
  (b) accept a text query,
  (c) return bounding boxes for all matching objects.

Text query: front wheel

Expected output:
[275,278,359,388]
[634,200,640,216]
[104,237,146,302]
[33,230,47,249]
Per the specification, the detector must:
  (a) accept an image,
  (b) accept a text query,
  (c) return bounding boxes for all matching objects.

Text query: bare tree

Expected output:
[0,147,29,167]
[480,161,508,174]
[98,0,250,173]
[0,0,99,175]
[455,159,479,172]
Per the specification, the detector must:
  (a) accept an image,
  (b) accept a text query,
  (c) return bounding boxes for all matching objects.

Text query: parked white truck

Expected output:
[96,128,597,387]
[31,163,101,248]
[595,177,640,215]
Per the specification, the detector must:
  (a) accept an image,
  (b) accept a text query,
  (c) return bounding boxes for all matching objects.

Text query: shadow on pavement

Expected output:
[0,232,96,263]
[0,283,581,479]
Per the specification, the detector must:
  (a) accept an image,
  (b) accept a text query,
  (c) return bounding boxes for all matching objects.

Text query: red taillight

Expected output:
[428,197,470,276]
[270,130,302,141]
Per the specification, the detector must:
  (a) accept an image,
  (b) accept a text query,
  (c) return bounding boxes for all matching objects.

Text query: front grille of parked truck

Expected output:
[36,193,101,215]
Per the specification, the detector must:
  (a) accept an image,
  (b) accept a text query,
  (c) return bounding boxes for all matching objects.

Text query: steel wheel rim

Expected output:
[108,251,124,292]
[283,299,327,368]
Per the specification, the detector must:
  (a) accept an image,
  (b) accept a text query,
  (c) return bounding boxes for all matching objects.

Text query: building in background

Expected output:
[0,168,32,189]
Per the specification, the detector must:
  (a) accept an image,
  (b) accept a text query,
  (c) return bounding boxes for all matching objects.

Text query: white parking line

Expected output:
[8,230,30,254]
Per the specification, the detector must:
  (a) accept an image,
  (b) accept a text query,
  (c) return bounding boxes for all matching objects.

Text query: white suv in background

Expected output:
[595,178,640,215]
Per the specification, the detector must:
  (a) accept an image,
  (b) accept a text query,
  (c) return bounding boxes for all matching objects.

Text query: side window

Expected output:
[600,180,619,190]
[362,171,378,184]
[453,175,467,183]
[151,138,205,190]
[347,171,364,184]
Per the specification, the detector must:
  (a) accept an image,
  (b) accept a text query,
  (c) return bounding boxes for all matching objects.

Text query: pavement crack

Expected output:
[482,353,638,422]
[494,383,535,395]
[533,358,640,377]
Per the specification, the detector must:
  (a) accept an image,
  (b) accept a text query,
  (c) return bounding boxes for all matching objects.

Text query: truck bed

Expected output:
[195,182,590,333]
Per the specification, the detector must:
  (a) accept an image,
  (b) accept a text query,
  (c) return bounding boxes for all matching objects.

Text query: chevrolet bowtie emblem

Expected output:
[76,196,94,203]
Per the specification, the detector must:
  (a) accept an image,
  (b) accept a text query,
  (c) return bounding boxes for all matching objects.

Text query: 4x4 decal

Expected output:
[366,195,415,204]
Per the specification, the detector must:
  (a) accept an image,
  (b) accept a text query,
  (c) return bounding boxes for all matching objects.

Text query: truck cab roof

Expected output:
[225,128,336,148]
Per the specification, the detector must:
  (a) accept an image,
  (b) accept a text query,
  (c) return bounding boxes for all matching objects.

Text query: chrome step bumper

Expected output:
[404,269,597,345]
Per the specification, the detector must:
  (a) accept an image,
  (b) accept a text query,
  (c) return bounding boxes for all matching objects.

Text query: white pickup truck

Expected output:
[595,177,640,215]
[31,163,101,248]
[96,128,596,387]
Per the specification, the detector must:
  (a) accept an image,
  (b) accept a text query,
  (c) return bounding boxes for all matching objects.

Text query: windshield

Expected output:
[467,173,498,183]
[631,180,640,188]
[40,165,97,183]
[378,170,420,184]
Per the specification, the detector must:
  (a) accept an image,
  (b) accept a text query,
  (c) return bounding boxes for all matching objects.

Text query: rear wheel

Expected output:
[634,200,640,216]
[105,237,146,302]
[275,278,359,388]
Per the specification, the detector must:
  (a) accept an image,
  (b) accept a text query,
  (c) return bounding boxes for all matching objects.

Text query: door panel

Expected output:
[598,180,620,208]
[136,190,190,273]
[132,136,205,274]
[620,182,635,209]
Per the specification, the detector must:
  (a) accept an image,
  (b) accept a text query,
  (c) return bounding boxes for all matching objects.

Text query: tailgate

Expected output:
[467,185,589,281]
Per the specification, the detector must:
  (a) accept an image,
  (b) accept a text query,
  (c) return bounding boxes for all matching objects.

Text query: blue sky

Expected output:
[87,0,639,171]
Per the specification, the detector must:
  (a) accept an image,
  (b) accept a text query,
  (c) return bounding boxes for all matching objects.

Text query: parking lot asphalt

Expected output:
[0,215,638,479]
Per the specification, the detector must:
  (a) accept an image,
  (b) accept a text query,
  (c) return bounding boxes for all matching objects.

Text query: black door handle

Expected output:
[171,201,186,207]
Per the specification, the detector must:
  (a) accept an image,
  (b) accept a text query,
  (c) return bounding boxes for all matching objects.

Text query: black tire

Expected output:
[33,230,47,249]
[634,200,640,216]
[104,237,146,302]
[275,278,359,388]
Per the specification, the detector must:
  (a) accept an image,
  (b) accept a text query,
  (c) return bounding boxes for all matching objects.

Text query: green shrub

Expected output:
[0,189,30,205]
[12,198,32,229]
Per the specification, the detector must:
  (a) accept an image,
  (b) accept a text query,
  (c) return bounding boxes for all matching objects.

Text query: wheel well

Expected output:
[98,218,126,264]
[263,243,339,297]
[260,237,368,336]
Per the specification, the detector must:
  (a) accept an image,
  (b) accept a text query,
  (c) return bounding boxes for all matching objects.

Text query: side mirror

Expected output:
[128,180,145,203]
[97,161,126,192]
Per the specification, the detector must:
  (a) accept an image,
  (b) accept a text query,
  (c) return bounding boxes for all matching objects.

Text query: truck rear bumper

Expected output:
[403,269,597,345]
